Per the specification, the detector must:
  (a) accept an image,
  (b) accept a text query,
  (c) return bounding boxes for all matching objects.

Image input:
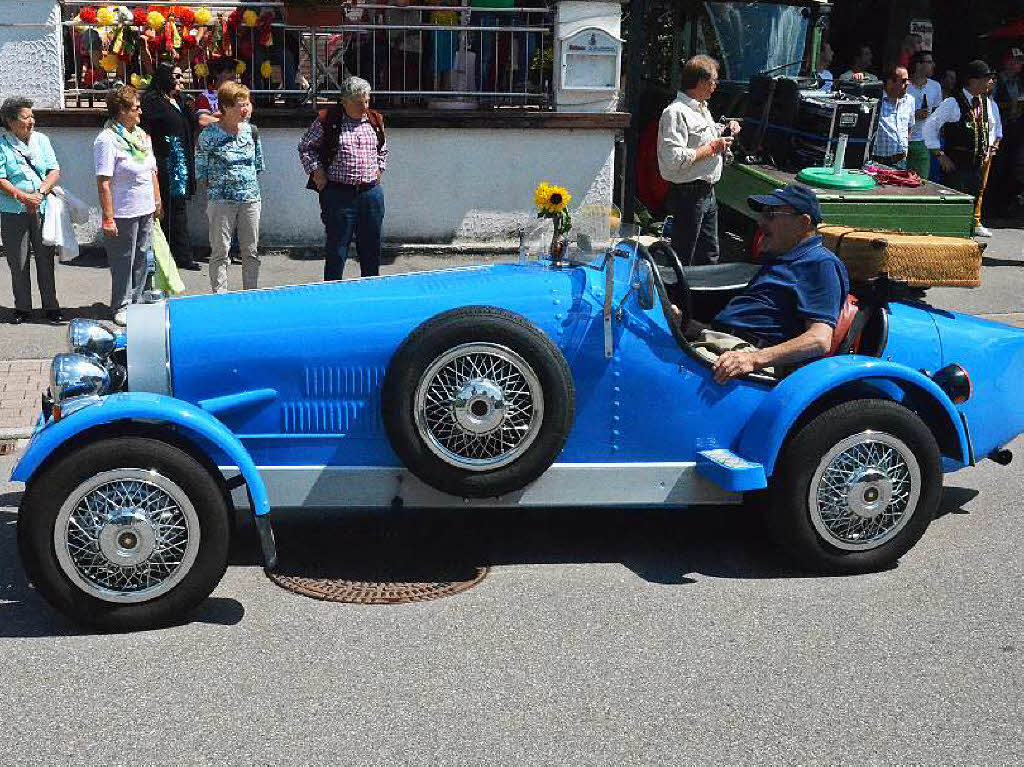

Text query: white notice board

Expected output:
[561,27,621,91]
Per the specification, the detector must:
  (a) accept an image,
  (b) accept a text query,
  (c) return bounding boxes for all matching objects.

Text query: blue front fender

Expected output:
[736,356,971,476]
[11,392,271,516]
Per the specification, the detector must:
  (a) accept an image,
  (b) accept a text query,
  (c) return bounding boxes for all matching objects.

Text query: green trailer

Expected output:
[718,163,975,238]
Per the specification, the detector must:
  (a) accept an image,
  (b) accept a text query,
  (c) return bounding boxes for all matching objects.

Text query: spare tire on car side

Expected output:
[382,306,574,498]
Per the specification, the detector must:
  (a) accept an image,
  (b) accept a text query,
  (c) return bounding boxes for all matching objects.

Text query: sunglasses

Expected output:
[172,72,184,79]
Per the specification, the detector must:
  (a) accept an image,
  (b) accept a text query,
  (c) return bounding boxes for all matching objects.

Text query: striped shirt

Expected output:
[298,114,387,185]
[872,94,916,158]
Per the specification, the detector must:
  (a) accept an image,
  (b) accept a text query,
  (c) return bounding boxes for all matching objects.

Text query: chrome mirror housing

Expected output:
[68,319,116,359]
[50,353,110,402]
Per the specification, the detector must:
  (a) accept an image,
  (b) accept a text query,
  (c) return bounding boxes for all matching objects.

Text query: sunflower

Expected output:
[533,181,571,214]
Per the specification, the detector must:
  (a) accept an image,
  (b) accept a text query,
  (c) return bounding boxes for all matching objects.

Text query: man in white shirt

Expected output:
[657,55,740,266]
[922,60,999,236]
[906,50,942,178]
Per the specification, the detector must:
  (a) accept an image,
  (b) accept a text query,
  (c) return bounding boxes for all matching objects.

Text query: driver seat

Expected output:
[828,294,864,356]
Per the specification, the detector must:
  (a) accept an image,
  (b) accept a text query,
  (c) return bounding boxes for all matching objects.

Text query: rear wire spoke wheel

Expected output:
[383,307,574,498]
[18,437,231,631]
[770,399,942,573]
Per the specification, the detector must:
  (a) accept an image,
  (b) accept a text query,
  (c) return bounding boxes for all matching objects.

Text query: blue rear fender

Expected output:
[11,392,271,516]
[736,356,971,476]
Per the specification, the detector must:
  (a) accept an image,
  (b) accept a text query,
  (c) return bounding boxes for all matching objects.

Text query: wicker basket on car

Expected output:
[819,225,983,288]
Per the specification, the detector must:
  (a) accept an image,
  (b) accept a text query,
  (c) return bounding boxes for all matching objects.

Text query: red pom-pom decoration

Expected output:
[79,7,98,24]
[173,6,195,26]
[226,9,241,27]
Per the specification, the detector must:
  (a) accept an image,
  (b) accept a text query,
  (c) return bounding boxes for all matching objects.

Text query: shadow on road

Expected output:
[0,482,979,634]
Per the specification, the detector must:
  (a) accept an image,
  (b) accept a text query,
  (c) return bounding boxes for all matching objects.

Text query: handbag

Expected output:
[151,219,186,295]
[53,186,91,224]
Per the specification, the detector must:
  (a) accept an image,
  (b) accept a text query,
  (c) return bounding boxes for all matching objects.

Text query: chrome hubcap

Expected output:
[809,432,920,551]
[414,342,543,471]
[55,469,200,603]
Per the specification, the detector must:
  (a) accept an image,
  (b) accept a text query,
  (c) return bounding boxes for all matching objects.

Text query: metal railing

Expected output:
[60,1,554,109]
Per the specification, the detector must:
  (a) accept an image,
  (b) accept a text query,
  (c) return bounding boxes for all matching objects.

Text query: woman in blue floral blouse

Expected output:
[196,82,264,293]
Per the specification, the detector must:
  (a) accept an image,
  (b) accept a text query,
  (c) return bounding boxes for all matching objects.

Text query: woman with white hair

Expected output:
[0,96,62,324]
[298,76,388,280]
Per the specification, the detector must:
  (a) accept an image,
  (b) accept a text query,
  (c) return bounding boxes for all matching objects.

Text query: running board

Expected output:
[696,449,767,491]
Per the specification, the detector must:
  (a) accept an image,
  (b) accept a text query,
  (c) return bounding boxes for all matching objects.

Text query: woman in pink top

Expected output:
[93,85,161,326]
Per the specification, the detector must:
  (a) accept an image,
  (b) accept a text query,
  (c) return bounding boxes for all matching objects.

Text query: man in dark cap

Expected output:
[679,183,849,383]
[922,59,999,236]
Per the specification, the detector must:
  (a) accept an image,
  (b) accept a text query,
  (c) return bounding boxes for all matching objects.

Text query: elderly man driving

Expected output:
[686,183,849,384]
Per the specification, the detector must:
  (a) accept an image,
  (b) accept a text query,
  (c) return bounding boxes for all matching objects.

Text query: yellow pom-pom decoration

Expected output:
[194,7,212,26]
[96,6,116,25]
[242,9,259,27]
[99,53,120,72]
[130,73,141,88]
[235,60,246,76]
[194,61,209,77]
[147,10,165,30]
[260,60,273,79]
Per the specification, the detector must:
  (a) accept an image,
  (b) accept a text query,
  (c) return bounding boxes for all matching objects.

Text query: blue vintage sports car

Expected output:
[11,234,1024,630]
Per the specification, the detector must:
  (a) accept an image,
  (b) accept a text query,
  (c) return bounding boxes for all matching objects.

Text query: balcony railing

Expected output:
[60,1,554,109]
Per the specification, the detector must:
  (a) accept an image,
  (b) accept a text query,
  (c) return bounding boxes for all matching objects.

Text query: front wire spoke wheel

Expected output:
[54,468,201,604]
[414,342,544,471]
[809,431,921,551]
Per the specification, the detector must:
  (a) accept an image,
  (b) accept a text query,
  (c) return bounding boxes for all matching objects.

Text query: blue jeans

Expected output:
[319,182,385,280]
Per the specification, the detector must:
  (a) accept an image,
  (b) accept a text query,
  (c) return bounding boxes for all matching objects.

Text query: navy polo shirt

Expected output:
[714,235,849,347]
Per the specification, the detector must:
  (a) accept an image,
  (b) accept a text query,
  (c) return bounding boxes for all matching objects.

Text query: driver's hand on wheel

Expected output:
[712,349,761,384]
[669,304,683,327]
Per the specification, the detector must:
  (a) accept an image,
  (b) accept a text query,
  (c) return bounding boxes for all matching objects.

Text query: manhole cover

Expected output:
[266,568,489,604]
[262,513,490,605]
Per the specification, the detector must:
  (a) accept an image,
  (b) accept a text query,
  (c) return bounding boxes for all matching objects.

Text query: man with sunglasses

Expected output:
[907,51,942,179]
[871,65,915,169]
[684,184,849,384]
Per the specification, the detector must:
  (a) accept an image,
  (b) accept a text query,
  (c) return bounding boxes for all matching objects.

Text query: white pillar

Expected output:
[0,0,64,109]
[553,0,622,113]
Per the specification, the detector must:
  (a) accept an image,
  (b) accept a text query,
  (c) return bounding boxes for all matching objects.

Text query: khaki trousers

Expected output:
[208,201,260,294]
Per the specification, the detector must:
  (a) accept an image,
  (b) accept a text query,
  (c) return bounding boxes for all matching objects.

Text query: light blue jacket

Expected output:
[0,129,59,215]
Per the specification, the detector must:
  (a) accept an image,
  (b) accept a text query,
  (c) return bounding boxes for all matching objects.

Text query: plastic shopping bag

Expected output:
[53,186,91,224]
[151,219,186,295]
[41,193,80,263]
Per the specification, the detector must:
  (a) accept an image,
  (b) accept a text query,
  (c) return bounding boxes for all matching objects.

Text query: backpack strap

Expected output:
[367,109,386,151]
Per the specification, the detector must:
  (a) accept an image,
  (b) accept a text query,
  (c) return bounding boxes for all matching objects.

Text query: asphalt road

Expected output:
[1,443,1022,764]
[1,228,1023,763]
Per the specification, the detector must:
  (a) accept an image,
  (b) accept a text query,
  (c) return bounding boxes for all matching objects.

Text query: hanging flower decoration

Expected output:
[258,11,275,46]
[147,10,165,30]
[130,73,141,88]
[226,9,242,27]
[132,7,148,25]
[235,59,246,76]
[96,6,116,25]
[533,182,574,260]
[194,60,209,78]
[241,9,259,27]
[194,7,213,27]
[173,6,195,26]
[79,7,98,24]
[99,52,120,72]
[260,60,273,80]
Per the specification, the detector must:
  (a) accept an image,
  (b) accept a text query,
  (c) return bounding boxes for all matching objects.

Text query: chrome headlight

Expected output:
[50,353,110,402]
[68,319,116,359]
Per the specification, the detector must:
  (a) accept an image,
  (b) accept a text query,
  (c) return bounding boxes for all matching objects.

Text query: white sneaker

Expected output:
[974,225,994,237]
[113,309,127,326]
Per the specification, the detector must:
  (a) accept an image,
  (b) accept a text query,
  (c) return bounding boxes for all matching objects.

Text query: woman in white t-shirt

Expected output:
[93,85,161,326]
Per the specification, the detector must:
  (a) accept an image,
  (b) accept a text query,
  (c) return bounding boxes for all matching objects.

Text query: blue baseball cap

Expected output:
[747,183,823,225]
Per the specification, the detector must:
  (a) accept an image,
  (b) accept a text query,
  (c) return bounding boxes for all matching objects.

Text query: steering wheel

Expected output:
[646,240,692,331]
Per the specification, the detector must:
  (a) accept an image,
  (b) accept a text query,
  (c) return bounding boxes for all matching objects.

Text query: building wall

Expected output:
[0,0,63,109]
[41,126,617,247]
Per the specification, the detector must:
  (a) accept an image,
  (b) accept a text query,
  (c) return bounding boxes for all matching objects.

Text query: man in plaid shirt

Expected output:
[871,65,916,169]
[299,76,388,279]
